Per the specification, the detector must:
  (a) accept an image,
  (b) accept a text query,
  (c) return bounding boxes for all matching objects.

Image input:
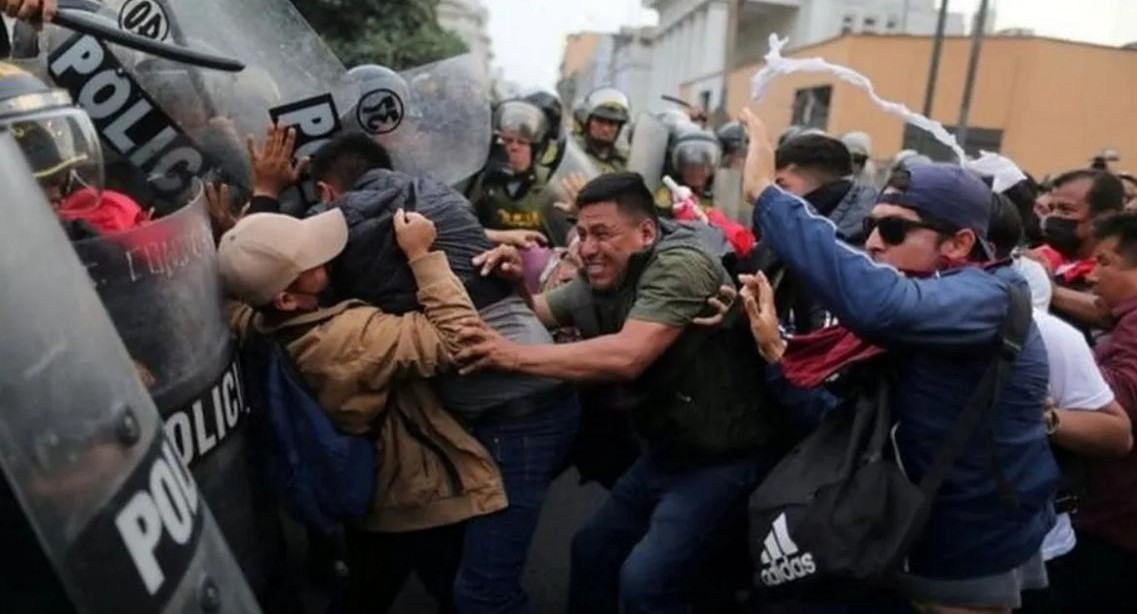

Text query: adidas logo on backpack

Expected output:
[758,513,816,587]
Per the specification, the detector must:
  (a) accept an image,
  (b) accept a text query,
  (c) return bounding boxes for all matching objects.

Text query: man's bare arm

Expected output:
[1051,285,1113,329]
[1052,401,1133,458]
[457,319,682,382]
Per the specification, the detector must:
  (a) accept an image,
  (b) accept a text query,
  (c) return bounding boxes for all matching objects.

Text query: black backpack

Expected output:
[747,284,1031,598]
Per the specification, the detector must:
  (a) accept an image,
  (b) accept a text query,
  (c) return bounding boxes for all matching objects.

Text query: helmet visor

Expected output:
[8,107,103,211]
[495,101,548,144]
[588,87,630,122]
[673,140,722,171]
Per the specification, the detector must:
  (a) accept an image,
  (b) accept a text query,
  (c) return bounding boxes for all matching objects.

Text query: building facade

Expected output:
[646,0,966,116]
[558,28,655,115]
[725,34,1137,176]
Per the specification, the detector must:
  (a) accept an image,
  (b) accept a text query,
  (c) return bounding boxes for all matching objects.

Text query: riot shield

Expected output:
[535,136,599,244]
[344,53,493,187]
[714,168,745,224]
[70,184,283,601]
[626,111,669,192]
[28,0,348,215]
[0,132,261,613]
[540,135,600,206]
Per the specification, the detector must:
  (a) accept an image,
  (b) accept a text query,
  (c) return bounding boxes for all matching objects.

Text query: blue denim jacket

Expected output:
[754,186,1058,579]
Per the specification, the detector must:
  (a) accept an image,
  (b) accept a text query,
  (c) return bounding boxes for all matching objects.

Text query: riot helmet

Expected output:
[841,131,873,171]
[490,99,549,177]
[670,127,721,192]
[716,120,748,160]
[523,88,563,141]
[657,108,693,136]
[583,87,630,150]
[585,87,630,125]
[0,62,102,212]
[778,124,825,147]
[572,98,588,134]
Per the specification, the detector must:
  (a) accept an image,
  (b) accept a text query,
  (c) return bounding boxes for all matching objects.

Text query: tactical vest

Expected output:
[567,223,784,467]
[575,134,628,174]
[470,166,549,232]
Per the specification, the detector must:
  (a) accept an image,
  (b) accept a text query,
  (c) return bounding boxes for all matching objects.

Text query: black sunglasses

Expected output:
[862,216,957,246]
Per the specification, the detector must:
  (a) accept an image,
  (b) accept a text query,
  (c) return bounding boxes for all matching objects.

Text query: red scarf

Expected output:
[780,258,1004,388]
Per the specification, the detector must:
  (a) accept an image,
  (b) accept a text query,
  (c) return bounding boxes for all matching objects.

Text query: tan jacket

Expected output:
[231,252,507,532]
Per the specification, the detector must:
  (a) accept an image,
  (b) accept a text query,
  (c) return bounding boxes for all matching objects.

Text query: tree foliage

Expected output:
[289,0,468,69]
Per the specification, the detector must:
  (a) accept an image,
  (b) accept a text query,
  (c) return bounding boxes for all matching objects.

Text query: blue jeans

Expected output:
[568,453,766,614]
[454,391,580,614]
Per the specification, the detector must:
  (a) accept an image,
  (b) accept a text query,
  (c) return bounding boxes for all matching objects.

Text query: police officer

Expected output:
[524,88,564,168]
[655,126,722,216]
[467,98,555,249]
[0,61,105,237]
[575,87,630,174]
[717,120,748,172]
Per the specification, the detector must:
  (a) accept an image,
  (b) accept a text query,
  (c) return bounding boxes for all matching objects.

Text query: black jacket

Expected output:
[314,169,512,314]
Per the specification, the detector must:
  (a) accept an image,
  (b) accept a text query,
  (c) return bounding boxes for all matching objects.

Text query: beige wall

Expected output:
[561,33,602,80]
[725,35,1137,177]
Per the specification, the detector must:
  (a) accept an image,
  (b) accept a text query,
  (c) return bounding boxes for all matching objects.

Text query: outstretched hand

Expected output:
[248,123,309,199]
[487,228,549,250]
[1,0,56,26]
[472,244,525,283]
[739,108,776,204]
[554,172,590,216]
[454,323,521,375]
[206,182,247,242]
[739,272,785,364]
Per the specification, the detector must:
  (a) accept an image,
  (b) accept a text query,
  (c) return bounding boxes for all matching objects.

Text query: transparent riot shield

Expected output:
[343,53,493,187]
[627,112,669,193]
[714,168,745,224]
[0,133,261,613]
[30,0,348,215]
[70,184,282,601]
[540,135,600,206]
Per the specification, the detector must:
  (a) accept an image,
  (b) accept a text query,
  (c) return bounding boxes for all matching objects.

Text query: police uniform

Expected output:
[653,185,715,218]
[575,133,628,174]
[469,165,551,233]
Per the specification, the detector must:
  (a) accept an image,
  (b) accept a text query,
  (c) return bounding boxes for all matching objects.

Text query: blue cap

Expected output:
[880,163,993,239]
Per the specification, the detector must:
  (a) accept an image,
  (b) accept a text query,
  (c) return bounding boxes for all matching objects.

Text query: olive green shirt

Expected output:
[546,243,727,330]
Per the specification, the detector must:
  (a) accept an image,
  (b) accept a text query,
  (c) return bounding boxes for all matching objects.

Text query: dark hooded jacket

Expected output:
[318,168,513,314]
[311,169,560,418]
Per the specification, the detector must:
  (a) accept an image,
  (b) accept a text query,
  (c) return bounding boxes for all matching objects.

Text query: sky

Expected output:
[485,0,1137,91]
[484,0,657,90]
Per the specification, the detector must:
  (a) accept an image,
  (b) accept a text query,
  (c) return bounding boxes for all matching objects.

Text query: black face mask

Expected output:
[1042,216,1084,258]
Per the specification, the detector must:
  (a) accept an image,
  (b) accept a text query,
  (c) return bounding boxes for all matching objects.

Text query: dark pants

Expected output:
[454,392,580,614]
[1019,532,1137,613]
[343,523,465,614]
[568,452,767,614]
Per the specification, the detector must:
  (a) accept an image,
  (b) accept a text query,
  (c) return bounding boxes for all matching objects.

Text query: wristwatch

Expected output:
[1044,408,1061,436]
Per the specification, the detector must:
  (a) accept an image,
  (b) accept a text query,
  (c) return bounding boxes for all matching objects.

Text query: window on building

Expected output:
[700,90,712,113]
[863,16,878,31]
[792,85,832,131]
[887,16,899,31]
[901,124,1004,160]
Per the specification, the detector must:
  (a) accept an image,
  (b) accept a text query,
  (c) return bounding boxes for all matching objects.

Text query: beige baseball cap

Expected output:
[218,208,349,306]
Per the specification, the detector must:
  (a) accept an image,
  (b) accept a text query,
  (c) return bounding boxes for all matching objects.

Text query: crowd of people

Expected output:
[5,0,1137,613]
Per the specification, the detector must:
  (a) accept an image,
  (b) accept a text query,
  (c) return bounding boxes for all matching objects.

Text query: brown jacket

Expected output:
[231,252,507,532]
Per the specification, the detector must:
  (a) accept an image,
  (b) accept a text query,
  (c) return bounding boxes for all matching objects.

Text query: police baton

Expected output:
[52,8,245,72]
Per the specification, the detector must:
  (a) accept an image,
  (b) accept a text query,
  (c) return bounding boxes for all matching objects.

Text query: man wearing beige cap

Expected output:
[219,207,507,614]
